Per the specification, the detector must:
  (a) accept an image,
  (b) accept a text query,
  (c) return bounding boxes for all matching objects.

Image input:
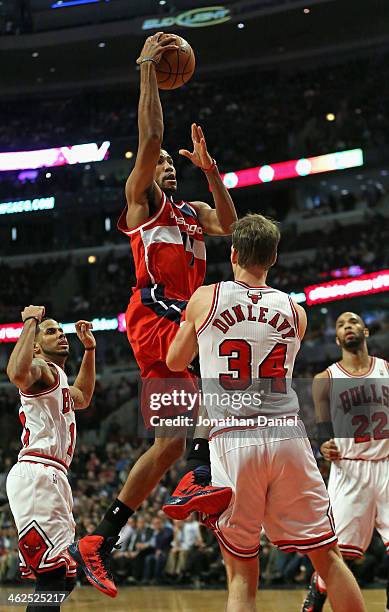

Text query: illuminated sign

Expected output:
[221,149,364,189]
[305,269,389,305]
[0,323,23,343]
[142,6,231,30]
[0,197,55,215]
[0,316,118,344]
[61,317,118,335]
[52,0,99,8]
[0,141,110,172]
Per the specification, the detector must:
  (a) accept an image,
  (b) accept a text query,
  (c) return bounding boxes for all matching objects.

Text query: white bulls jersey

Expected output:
[18,362,76,471]
[198,281,301,433]
[327,357,389,460]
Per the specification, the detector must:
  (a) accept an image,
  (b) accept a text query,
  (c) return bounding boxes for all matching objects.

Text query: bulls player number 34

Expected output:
[218,339,288,393]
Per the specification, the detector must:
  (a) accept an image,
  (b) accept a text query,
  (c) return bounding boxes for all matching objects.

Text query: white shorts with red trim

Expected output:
[210,425,337,559]
[328,457,389,558]
[6,461,77,579]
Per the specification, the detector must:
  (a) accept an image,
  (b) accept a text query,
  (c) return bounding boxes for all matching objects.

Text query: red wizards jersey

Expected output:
[118,192,206,301]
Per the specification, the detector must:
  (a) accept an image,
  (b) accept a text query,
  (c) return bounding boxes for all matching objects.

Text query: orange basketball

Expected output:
[156,35,195,90]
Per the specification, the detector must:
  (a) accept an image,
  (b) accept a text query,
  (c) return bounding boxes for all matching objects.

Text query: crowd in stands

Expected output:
[1,208,388,327]
[0,49,389,186]
[1,432,387,588]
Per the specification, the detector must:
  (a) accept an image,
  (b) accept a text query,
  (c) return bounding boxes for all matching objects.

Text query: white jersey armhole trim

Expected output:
[326,367,333,394]
[118,192,167,236]
[197,283,221,337]
[288,296,300,339]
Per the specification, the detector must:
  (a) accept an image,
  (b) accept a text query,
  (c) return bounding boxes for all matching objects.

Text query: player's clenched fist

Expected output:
[75,320,96,350]
[320,439,341,461]
[21,305,45,323]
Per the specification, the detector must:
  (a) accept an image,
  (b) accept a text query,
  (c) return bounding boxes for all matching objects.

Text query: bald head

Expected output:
[335,311,368,351]
[336,312,365,328]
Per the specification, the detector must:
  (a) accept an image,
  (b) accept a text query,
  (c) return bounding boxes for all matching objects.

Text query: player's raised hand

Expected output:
[21,305,45,323]
[179,123,214,171]
[136,32,179,66]
[320,439,341,461]
[75,320,96,350]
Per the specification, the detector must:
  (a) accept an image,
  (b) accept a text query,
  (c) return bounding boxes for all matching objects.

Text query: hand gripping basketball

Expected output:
[136,33,179,66]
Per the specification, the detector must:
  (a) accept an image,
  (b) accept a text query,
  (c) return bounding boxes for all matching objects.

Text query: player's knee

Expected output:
[154,436,186,465]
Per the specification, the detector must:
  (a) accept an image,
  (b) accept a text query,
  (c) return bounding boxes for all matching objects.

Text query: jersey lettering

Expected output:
[62,388,73,414]
[211,304,295,339]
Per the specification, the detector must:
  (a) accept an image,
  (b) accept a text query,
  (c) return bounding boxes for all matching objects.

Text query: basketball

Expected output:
[156,35,195,90]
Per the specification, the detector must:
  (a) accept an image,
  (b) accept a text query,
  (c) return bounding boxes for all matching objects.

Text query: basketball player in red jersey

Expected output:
[166,215,366,612]
[302,312,389,612]
[69,32,237,597]
[6,305,96,612]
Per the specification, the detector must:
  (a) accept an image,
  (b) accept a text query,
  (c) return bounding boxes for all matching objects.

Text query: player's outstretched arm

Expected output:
[180,123,237,235]
[124,33,179,229]
[313,370,340,461]
[69,320,96,409]
[6,305,53,392]
[167,285,214,371]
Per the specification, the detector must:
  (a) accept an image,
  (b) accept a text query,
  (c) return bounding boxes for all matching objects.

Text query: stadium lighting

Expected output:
[0,141,110,172]
[220,149,363,189]
[305,269,389,305]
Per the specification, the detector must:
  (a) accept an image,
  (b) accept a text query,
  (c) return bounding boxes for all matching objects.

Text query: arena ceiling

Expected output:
[0,0,388,95]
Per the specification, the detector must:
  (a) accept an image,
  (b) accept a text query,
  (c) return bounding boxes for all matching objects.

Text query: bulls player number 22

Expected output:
[352,411,389,443]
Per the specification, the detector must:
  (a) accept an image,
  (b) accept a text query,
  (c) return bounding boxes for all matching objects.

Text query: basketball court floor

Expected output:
[0,586,385,611]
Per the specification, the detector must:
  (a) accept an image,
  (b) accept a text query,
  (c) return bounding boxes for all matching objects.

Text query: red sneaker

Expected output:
[301,572,327,612]
[162,467,232,520]
[67,535,118,598]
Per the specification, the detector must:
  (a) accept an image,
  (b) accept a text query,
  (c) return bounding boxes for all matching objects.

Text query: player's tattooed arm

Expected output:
[69,321,96,410]
[124,33,179,228]
[167,285,214,371]
[180,124,237,235]
[313,370,340,461]
[6,305,54,392]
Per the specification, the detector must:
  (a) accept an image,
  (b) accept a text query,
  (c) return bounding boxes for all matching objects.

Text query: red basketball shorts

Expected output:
[125,289,199,428]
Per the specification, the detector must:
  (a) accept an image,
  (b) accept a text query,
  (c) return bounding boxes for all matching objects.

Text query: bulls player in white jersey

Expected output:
[166,214,366,612]
[6,305,96,612]
[303,311,389,612]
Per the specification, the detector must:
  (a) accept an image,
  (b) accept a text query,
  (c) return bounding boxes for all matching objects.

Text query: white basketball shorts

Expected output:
[328,457,389,558]
[6,461,77,578]
[209,425,337,559]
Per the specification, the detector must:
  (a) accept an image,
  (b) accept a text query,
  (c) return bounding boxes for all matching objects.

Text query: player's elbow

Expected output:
[6,365,25,387]
[75,397,90,410]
